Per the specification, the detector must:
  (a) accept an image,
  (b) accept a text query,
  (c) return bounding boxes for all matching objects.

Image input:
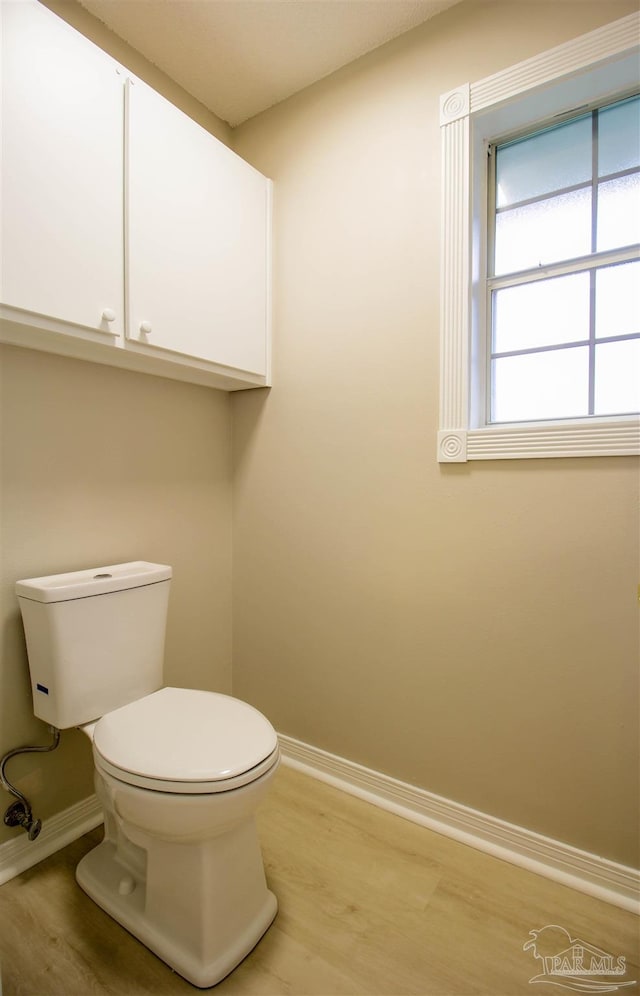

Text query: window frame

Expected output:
[438,12,640,462]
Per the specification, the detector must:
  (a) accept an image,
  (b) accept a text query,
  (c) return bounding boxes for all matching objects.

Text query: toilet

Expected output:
[15,561,279,989]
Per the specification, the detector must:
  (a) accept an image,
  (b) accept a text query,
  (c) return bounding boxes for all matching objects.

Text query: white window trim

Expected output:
[438,12,640,462]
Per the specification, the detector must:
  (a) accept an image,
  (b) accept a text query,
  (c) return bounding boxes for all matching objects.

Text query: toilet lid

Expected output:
[92,687,279,793]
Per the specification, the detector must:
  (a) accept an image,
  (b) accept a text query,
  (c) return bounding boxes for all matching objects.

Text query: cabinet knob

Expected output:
[101,308,116,322]
[139,321,152,335]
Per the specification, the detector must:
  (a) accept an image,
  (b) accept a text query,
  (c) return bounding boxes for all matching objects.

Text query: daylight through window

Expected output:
[488,94,640,425]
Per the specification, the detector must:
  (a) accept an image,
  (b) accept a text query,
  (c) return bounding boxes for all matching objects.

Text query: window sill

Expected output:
[438,417,640,461]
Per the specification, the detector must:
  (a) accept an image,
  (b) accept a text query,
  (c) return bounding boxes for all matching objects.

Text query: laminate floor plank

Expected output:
[0,765,637,995]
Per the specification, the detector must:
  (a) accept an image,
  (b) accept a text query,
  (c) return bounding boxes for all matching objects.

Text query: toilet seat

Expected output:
[92,687,279,794]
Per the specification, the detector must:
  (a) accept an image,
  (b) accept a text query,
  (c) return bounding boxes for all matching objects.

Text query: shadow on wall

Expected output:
[0,605,39,749]
[0,596,95,844]
[231,387,271,477]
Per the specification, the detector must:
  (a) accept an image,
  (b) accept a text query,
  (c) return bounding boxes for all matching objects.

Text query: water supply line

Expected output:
[1,727,60,841]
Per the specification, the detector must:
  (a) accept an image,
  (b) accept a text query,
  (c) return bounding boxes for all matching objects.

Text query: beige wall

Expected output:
[0,348,232,845]
[232,0,640,868]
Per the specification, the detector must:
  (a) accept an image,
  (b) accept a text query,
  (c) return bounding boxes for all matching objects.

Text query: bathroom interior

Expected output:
[0,0,639,992]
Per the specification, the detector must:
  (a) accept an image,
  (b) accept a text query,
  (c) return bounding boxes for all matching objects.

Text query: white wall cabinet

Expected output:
[126,79,269,376]
[0,1,271,391]
[0,1,125,339]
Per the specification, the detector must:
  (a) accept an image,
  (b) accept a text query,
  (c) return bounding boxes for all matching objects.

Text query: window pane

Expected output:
[493,272,589,353]
[496,116,592,208]
[594,338,640,415]
[598,95,640,177]
[597,172,640,251]
[494,187,591,275]
[491,347,589,422]
[595,261,640,339]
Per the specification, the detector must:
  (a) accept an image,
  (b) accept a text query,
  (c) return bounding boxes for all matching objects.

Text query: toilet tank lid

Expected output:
[15,561,172,603]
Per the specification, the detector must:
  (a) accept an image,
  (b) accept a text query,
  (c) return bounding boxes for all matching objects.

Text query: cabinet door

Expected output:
[1,1,124,335]
[126,80,269,376]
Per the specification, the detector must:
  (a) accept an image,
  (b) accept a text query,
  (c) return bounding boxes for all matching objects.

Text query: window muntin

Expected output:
[487,94,640,425]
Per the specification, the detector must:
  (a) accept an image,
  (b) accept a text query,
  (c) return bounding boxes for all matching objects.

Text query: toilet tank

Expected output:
[15,562,172,729]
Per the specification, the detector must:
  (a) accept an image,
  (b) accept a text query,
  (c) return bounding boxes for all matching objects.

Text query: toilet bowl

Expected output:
[77,686,279,988]
[15,563,279,989]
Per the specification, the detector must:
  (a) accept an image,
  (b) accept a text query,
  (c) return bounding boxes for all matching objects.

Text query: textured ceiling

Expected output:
[78,0,462,126]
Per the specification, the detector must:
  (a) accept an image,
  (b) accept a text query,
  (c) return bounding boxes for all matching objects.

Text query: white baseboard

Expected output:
[278,734,640,915]
[0,794,102,887]
[2,746,637,916]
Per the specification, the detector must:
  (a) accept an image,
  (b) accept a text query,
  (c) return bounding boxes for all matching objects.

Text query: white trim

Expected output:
[467,418,640,459]
[438,12,640,462]
[278,734,640,915]
[470,14,640,115]
[0,794,102,886]
[439,84,470,125]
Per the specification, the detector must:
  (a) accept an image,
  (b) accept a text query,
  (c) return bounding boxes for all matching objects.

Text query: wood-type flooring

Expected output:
[0,765,637,995]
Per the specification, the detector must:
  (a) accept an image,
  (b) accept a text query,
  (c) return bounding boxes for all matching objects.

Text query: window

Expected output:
[438,13,640,461]
[489,95,640,425]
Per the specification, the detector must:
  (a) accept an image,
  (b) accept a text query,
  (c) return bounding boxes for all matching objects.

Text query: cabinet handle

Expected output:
[139,321,152,335]
[101,308,116,322]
